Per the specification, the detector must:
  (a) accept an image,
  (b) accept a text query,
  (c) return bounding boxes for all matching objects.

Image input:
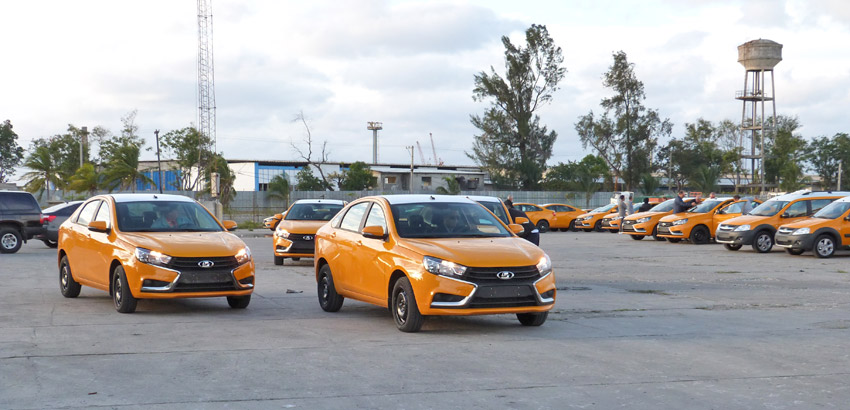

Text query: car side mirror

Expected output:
[508,223,525,235]
[514,217,529,225]
[361,225,387,240]
[222,220,238,231]
[781,212,790,218]
[88,220,110,233]
[845,214,850,221]
[274,213,283,219]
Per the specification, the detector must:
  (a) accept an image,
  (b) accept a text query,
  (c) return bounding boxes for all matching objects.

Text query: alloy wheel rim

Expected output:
[321,277,329,302]
[61,265,69,290]
[395,291,408,324]
[114,276,122,307]
[1,233,17,249]
[817,239,833,255]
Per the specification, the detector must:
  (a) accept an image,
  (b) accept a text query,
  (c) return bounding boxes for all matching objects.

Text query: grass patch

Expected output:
[627,289,670,296]
[838,270,848,274]
[238,220,262,230]
[716,270,741,274]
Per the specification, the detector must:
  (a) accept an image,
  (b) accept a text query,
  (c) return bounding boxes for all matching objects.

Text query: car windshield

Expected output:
[649,199,675,212]
[116,201,223,232]
[591,204,615,213]
[285,203,344,221]
[748,200,789,217]
[687,200,725,213]
[813,201,850,219]
[391,202,512,238]
[474,200,510,225]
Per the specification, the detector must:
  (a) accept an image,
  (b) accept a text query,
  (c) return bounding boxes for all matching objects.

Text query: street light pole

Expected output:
[406,146,414,194]
[80,126,87,167]
[155,130,163,193]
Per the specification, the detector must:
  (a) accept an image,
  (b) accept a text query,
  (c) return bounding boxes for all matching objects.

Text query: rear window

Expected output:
[0,192,40,212]
[43,202,83,216]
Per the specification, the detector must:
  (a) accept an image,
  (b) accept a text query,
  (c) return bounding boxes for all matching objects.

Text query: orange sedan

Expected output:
[57,194,255,313]
[273,199,345,265]
[314,195,556,332]
[513,203,558,232]
[541,203,585,231]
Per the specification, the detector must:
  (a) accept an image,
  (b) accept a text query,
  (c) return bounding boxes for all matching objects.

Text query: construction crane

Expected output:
[415,141,427,165]
[429,133,444,165]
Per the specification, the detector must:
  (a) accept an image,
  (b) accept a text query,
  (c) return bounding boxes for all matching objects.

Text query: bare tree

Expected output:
[290,111,333,190]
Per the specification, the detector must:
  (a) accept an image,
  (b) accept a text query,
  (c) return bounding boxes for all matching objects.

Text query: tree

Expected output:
[435,177,461,195]
[291,111,333,190]
[68,163,102,196]
[577,51,672,191]
[764,116,807,191]
[0,120,24,183]
[102,144,153,192]
[640,173,661,195]
[21,141,61,200]
[690,165,722,193]
[160,126,211,191]
[295,167,329,191]
[337,161,375,191]
[806,133,850,190]
[204,154,236,207]
[468,24,566,190]
[266,174,290,202]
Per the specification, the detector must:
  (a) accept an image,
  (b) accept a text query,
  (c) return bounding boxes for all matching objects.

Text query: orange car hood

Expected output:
[779,217,826,230]
[720,214,772,226]
[625,210,667,220]
[279,220,327,234]
[121,232,246,257]
[401,237,544,267]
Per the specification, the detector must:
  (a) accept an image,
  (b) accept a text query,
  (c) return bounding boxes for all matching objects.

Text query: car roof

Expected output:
[108,193,197,203]
[465,195,503,203]
[293,199,346,205]
[769,190,850,202]
[377,194,478,205]
[832,195,850,203]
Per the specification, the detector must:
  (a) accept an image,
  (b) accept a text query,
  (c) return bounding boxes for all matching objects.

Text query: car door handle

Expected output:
[356,240,363,246]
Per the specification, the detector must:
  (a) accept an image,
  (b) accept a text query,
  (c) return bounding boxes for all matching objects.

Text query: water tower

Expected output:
[736,39,782,193]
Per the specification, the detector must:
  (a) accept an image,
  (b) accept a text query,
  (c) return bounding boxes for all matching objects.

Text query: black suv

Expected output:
[0,190,44,253]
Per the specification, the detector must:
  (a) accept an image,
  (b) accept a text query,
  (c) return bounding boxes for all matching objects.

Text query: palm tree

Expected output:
[640,173,661,196]
[68,163,102,196]
[435,176,461,194]
[102,145,154,192]
[21,145,60,200]
[572,171,599,208]
[267,175,290,201]
[690,166,722,194]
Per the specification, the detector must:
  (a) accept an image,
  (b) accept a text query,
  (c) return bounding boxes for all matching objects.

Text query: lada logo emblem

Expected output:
[198,260,215,268]
[303,235,314,241]
[496,271,515,280]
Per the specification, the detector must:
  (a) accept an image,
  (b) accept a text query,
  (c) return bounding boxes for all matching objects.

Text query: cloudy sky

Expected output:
[3,0,850,181]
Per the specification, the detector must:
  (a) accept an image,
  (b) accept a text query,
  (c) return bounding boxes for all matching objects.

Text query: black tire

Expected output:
[274,255,284,265]
[814,234,835,258]
[568,220,578,232]
[43,239,58,248]
[536,220,550,233]
[317,264,344,312]
[593,220,603,232]
[112,265,137,313]
[59,255,81,298]
[668,238,682,243]
[517,311,548,326]
[724,243,742,251]
[227,295,251,309]
[0,227,22,254]
[785,248,804,256]
[689,226,710,245]
[631,235,645,240]
[751,230,773,253]
[391,277,424,333]
[582,228,593,233]
[652,225,665,241]
[292,257,301,261]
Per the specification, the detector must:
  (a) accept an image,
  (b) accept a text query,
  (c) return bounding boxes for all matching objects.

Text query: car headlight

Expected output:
[423,256,467,277]
[792,227,810,235]
[135,247,172,267]
[612,216,622,220]
[275,227,290,239]
[235,247,252,265]
[733,225,750,232]
[672,219,688,226]
[536,254,552,275]
[636,217,650,223]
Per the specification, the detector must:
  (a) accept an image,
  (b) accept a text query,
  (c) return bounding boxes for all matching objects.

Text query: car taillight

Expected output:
[41,215,56,224]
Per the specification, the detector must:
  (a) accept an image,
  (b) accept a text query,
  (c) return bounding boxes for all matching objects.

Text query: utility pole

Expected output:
[838,160,843,191]
[155,130,163,193]
[80,126,87,167]
[367,122,382,164]
[406,146,414,194]
[667,139,674,194]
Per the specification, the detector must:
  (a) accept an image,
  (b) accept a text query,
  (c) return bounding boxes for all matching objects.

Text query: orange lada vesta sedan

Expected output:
[57,194,255,313]
[314,195,556,332]
[273,199,346,265]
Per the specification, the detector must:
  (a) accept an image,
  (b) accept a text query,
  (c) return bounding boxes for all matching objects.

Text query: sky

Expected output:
[3,0,850,183]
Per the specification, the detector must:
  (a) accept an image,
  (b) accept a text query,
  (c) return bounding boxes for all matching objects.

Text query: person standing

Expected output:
[638,198,653,212]
[709,192,717,199]
[505,198,539,246]
[673,190,696,213]
[627,194,634,215]
[617,195,627,231]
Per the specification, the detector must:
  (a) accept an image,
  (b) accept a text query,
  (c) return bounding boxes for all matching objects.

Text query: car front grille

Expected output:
[168,256,239,292]
[463,265,540,284]
[777,227,795,235]
[170,256,238,271]
[659,221,672,228]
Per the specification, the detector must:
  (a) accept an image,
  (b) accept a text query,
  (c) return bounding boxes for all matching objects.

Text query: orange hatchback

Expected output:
[57,194,255,313]
[273,199,345,265]
[314,195,556,332]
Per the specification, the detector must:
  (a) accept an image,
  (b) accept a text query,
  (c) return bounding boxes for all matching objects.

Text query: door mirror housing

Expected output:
[514,217,530,225]
[222,220,238,231]
[274,213,283,220]
[361,225,387,240]
[508,224,525,235]
[88,220,110,233]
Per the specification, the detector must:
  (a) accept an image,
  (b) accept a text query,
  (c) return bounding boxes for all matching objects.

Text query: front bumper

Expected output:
[774,233,815,251]
[715,230,755,245]
[621,220,649,235]
[657,223,684,237]
[134,257,255,298]
[274,235,316,257]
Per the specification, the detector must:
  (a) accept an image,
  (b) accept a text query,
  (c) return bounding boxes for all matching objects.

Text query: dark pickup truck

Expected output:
[0,190,44,253]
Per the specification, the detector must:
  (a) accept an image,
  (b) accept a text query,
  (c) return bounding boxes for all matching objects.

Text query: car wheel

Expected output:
[536,220,549,233]
[274,255,284,265]
[59,255,81,298]
[608,228,618,234]
[631,235,644,240]
[227,295,251,309]
[582,228,593,233]
[652,225,665,241]
[317,264,344,312]
[752,231,773,253]
[785,248,804,256]
[42,239,58,248]
[568,220,578,232]
[724,243,742,251]
[0,227,22,254]
[814,234,835,258]
[593,220,602,232]
[392,276,424,333]
[292,257,300,261]
[689,226,710,244]
[112,265,138,313]
[668,238,682,243]
[517,311,548,326]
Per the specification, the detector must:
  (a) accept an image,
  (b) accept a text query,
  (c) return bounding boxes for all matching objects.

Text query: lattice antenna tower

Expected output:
[197,0,217,156]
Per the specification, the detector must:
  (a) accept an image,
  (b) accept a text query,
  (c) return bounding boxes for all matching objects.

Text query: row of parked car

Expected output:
[0,190,86,254]
[569,190,850,258]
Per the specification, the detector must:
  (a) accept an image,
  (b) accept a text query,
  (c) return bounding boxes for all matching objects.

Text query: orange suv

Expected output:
[57,194,255,313]
[314,195,556,332]
[716,191,847,253]
[273,199,345,265]
[658,198,757,244]
[774,195,850,257]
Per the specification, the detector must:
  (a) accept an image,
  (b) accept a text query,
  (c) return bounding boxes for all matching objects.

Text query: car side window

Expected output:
[340,203,369,232]
[720,202,743,214]
[76,200,101,226]
[94,201,111,225]
[785,201,808,217]
[811,199,834,214]
[364,203,387,232]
